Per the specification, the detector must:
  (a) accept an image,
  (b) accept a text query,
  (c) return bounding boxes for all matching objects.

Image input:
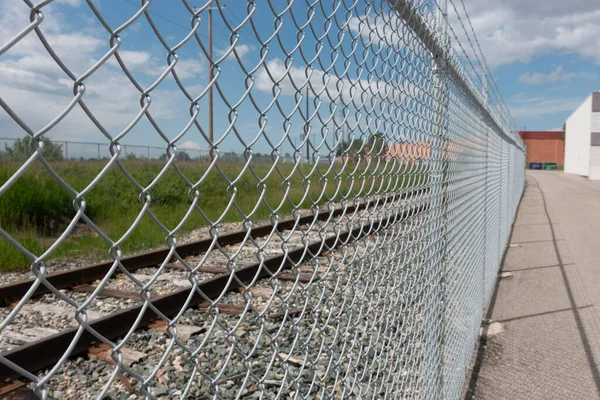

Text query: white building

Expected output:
[565,92,600,180]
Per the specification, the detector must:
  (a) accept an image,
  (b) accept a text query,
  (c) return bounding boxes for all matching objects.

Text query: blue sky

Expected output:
[495,53,600,130]
[0,0,599,158]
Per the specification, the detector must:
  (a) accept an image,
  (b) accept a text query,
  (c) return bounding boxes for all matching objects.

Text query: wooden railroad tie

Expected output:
[72,284,141,300]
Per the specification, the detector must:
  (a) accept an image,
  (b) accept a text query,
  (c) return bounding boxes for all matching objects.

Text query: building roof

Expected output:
[519,131,565,140]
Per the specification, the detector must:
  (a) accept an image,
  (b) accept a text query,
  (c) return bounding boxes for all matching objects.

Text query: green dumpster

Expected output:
[543,163,557,170]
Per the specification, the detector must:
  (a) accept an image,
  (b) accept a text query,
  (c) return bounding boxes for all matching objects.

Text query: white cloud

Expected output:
[254,58,420,105]
[217,43,251,61]
[509,95,583,119]
[56,0,82,6]
[105,51,204,80]
[348,13,403,48]
[453,0,600,67]
[519,65,576,86]
[179,140,202,150]
[353,2,600,68]
[172,58,204,80]
[107,50,152,69]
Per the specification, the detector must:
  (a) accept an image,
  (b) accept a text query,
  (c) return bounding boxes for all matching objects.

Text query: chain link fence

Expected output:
[0,0,525,398]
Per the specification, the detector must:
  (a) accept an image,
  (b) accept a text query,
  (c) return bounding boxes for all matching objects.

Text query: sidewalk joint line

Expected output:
[496,305,594,324]
[511,239,566,245]
[513,222,553,227]
[503,263,573,273]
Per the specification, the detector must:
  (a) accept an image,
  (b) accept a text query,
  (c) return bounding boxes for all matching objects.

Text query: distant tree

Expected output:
[158,151,191,161]
[367,133,388,156]
[176,151,191,161]
[1,136,64,161]
[335,133,389,158]
[335,137,364,157]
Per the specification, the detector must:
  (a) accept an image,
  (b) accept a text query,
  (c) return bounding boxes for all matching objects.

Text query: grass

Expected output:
[0,159,426,271]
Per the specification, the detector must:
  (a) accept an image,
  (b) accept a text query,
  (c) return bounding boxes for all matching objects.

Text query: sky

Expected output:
[456,0,600,131]
[0,0,598,158]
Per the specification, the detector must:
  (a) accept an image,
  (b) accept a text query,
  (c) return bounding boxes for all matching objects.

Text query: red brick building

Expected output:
[519,131,565,166]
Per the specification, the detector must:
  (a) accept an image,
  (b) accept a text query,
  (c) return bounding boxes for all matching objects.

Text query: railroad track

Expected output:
[0,189,430,397]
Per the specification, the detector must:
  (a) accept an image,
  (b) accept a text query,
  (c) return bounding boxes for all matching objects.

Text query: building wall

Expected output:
[520,133,565,166]
[565,94,592,177]
[588,93,600,180]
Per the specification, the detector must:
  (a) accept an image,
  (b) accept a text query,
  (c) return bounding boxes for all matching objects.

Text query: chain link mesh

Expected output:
[0,0,525,398]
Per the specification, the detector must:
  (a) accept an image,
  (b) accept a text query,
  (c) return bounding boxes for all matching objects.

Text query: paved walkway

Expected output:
[469,171,600,399]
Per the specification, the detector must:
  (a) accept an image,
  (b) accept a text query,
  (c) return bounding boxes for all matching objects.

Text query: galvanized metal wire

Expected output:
[0,0,525,398]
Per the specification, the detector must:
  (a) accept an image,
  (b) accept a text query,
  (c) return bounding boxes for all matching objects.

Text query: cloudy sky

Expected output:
[458,0,600,130]
[0,0,598,158]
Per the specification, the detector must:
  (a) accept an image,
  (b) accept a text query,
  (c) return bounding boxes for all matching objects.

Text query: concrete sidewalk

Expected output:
[469,171,600,399]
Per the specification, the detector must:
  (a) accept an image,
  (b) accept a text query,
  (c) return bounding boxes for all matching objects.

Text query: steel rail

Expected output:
[0,201,428,379]
[0,188,428,304]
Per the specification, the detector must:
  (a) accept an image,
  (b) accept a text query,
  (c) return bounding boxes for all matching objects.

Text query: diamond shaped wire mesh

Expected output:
[0,0,524,398]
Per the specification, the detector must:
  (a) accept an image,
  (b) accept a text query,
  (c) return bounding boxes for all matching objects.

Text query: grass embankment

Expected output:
[0,160,425,271]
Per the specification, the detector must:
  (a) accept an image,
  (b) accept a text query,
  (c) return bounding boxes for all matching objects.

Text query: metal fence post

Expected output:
[438,2,452,396]
[426,0,450,397]
[483,125,490,309]
[482,68,490,310]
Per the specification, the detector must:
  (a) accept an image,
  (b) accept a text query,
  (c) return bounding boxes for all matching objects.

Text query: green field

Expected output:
[0,160,425,271]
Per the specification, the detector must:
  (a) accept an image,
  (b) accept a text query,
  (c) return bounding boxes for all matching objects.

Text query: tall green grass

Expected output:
[0,160,426,271]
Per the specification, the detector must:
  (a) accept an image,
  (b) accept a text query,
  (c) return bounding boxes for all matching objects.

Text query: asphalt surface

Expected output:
[468,171,600,399]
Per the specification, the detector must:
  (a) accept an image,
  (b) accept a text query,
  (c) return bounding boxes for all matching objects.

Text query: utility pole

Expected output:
[202,2,225,162]
[208,5,214,162]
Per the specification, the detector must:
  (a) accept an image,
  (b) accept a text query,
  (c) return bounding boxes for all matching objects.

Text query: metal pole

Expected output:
[427,1,449,397]
[313,133,317,164]
[208,6,214,162]
[97,143,100,160]
[305,86,310,164]
[482,58,490,303]
[65,142,68,160]
[483,124,490,305]
[499,140,503,263]
[147,146,150,159]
